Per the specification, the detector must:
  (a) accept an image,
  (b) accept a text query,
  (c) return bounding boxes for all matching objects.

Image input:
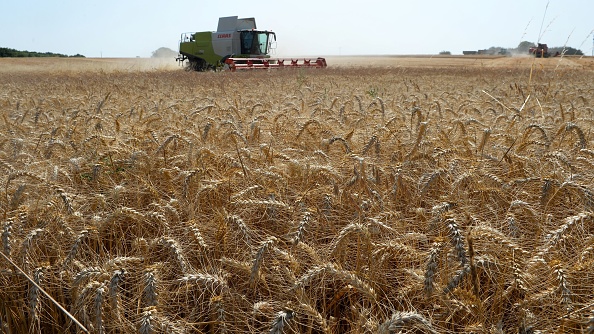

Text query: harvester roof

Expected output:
[217,16,257,32]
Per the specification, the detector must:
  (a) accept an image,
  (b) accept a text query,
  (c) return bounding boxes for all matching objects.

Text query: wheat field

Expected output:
[1,57,594,333]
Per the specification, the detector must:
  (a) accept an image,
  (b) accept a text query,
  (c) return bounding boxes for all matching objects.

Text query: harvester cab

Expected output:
[177,16,326,71]
[238,30,275,56]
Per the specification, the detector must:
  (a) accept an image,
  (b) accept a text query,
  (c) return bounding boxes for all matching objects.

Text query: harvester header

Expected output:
[177,16,327,71]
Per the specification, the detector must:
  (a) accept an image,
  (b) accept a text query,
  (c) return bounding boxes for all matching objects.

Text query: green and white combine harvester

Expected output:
[177,16,327,71]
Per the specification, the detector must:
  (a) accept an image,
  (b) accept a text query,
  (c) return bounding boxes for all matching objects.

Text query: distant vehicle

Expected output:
[529,43,551,58]
[463,48,509,56]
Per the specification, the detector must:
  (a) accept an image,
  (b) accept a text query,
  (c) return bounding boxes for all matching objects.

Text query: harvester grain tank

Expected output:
[177,16,327,71]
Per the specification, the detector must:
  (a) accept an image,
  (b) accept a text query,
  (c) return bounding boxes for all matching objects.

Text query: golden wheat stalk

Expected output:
[0,251,89,333]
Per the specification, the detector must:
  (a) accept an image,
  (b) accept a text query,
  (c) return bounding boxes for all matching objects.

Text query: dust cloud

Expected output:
[0,57,182,74]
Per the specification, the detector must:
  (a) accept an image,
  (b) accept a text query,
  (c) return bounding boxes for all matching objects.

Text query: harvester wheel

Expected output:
[219,55,232,71]
[186,58,209,72]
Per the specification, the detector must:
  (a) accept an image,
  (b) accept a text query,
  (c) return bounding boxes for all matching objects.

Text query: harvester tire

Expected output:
[186,58,209,72]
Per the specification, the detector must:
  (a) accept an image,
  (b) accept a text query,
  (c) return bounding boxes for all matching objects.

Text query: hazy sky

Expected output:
[1,0,593,57]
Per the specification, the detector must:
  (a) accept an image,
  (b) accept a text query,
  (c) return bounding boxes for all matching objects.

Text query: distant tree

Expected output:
[0,47,84,58]
[487,41,584,57]
[486,46,509,55]
[517,41,534,53]
[439,50,451,55]
[151,47,178,58]
[549,46,583,56]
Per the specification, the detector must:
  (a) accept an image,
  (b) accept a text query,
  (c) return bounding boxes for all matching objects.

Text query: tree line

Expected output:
[491,41,584,56]
[0,47,84,58]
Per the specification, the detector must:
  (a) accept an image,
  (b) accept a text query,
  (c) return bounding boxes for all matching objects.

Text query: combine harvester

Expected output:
[528,43,556,58]
[176,16,327,71]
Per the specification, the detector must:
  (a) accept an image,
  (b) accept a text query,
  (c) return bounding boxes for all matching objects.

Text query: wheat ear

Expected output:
[294,263,376,301]
[139,306,157,334]
[443,265,471,294]
[406,121,428,159]
[225,214,252,246]
[298,302,329,334]
[189,222,208,251]
[64,229,89,266]
[330,222,370,258]
[296,119,321,139]
[94,283,105,334]
[143,269,158,307]
[377,311,438,334]
[210,295,227,333]
[424,242,443,296]
[28,267,44,332]
[250,237,277,287]
[179,272,228,294]
[234,198,291,210]
[109,269,125,321]
[159,237,191,274]
[73,267,104,288]
[445,218,467,266]
[269,309,295,334]
[292,211,311,245]
[552,263,573,312]
[2,218,14,256]
[21,228,44,259]
[562,122,587,149]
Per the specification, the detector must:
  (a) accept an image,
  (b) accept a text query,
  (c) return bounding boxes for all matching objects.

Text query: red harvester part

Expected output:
[224,57,327,71]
